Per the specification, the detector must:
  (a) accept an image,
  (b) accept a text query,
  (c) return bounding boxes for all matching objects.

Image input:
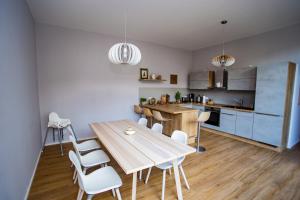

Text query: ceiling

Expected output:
[27,0,300,51]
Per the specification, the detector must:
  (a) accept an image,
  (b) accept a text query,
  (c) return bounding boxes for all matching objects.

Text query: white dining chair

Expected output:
[70,135,110,184]
[145,130,190,200]
[69,151,123,200]
[139,123,163,181]
[151,123,163,134]
[138,118,148,127]
[67,126,101,152]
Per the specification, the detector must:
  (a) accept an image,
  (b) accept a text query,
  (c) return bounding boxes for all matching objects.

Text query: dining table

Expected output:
[90,119,196,200]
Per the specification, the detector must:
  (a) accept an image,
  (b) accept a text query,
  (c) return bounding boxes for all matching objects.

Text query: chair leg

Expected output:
[179,165,190,190]
[87,194,93,200]
[116,188,122,200]
[139,170,143,181]
[145,167,152,184]
[73,169,77,180]
[58,128,64,156]
[74,173,78,184]
[42,127,50,152]
[162,169,166,200]
[168,168,172,176]
[77,188,84,200]
[52,127,55,142]
[111,189,116,197]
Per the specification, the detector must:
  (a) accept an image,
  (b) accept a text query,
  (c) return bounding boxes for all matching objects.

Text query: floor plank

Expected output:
[28,131,300,200]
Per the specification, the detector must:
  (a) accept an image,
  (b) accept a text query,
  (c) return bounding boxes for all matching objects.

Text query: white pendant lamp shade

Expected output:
[212,54,235,67]
[108,43,141,65]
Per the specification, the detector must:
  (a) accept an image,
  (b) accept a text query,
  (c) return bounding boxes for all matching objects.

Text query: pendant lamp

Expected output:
[108,11,141,65]
[212,20,235,67]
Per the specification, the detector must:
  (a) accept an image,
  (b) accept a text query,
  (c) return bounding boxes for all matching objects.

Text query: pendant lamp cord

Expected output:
[124,8,127,44]
[222,22,225,56]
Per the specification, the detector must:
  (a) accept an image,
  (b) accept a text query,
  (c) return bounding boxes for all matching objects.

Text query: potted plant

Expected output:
[175,91,181,103]
[140,97,147,105]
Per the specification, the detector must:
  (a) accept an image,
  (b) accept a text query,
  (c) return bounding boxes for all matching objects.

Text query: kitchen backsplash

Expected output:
[191,89,255,108]
[139,87,255,108]
[139,87,189,102]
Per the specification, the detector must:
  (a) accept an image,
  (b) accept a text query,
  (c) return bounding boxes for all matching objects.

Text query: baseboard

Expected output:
[24,148,42,200]
[45,136,97,146]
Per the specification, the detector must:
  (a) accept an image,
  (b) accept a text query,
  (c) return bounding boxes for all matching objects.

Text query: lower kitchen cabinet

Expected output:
[252,113,283,146]
[235,111,253,139]
[219,109,236,134]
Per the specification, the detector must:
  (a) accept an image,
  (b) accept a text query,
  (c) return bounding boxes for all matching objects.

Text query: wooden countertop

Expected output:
[143,104,198,114]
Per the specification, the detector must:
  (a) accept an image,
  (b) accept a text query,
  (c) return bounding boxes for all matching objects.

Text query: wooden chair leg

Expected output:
[139,170,143,181]
[116,188,122,200]
[145,167,152,184]
[111,188,116,197]
[168,168,172,176]
[162,169,166,200]
[179,165,190,190]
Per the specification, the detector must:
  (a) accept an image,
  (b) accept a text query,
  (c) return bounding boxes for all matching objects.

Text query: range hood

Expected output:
[209,69,228,89]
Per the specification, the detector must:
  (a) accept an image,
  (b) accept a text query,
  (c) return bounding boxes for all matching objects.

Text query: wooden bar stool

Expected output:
[196,111,210,153]
[134,105,143,118]
[143,108,153,127]
[152,110,172,134]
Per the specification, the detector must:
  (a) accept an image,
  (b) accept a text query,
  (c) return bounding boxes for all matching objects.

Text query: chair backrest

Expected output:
[143,108,153,117]
[171,130,188,145]
[151,123,163,134]
[152,110,163,121]
[69,151,85,189]
[134,105,143,114]
[198,112,210,123]
[69,135,83,162]
[49,112,60,123]
[138,118,148,127]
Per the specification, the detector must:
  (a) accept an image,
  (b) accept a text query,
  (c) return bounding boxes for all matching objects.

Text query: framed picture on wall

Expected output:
[140,68,149,79]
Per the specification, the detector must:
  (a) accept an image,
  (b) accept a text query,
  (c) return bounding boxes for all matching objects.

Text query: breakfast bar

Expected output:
[143,104,199,143]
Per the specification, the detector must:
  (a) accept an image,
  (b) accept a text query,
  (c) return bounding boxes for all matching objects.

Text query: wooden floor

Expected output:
[28,131,300,200]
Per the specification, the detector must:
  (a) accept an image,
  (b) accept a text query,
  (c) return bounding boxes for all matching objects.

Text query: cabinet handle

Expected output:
[221,113,235,116]
[255,112,281,117]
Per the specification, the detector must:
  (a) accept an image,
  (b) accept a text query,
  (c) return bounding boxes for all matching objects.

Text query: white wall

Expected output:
[0,0,41,199]
[36,24,192,143]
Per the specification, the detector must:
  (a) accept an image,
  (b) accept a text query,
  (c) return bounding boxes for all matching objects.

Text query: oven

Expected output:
[204,106,220,127]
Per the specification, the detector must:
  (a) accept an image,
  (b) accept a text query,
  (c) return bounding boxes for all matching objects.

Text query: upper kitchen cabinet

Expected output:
[254,63,289,116]
[227,67,257,91]
[188,71,214,90]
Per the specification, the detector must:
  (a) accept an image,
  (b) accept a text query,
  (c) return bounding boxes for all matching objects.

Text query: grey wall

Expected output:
[288,64,300,148]
[36,24,192,143]
[192,24,300,70]
[0,0,41,199]
[192,24,300,148]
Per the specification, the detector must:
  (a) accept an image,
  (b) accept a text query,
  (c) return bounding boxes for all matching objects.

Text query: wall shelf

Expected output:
[139,79,167,82]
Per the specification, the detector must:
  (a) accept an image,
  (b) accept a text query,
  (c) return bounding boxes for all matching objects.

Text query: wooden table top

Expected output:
[143,104,198,114]
[90,120,195,175]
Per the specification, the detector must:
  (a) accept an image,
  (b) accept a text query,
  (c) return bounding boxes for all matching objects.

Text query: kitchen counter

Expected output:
[143,104,198,144]
[143,104,198,114]
[185,102,254,112]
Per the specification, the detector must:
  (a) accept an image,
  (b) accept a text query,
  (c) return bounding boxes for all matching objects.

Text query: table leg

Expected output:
[173,159,183,200]
[132,172,137,200]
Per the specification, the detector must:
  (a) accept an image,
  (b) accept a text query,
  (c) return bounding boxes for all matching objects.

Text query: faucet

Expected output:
[233,98,244,107]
